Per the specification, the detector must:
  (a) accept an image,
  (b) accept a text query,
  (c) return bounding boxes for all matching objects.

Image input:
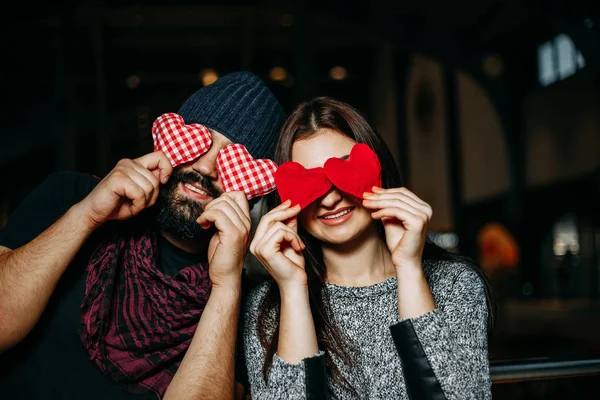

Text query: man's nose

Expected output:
[191,147,219,180]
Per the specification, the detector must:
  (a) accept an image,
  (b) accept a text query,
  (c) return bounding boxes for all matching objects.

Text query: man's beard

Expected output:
[155,170,220,241]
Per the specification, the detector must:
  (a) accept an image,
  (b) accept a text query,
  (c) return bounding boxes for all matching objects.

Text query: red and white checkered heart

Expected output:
[216,144,277,200]
[152,113,213,167]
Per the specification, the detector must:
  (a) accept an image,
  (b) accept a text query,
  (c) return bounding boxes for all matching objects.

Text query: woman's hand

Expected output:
[251,201,318,364]
[363,187,433,269]
[249,200,307,290]
[364,187,436,318]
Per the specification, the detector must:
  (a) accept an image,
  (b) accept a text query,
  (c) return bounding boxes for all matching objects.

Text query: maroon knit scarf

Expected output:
[80,228,212,398]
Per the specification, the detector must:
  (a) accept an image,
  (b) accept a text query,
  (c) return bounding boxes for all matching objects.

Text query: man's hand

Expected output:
[196,191,251,288]
[78,151,172,230]
[0,155,172,351]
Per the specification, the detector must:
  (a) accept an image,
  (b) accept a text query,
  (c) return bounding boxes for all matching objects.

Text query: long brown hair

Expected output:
[257,96,496,392]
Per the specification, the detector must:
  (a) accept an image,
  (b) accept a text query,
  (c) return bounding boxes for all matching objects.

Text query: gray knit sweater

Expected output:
[242,260,492,399]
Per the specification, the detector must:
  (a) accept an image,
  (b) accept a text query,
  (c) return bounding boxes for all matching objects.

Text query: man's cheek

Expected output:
[212,179,224,196]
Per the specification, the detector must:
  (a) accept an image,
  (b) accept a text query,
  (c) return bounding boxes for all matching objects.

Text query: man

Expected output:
[0,71,286,399]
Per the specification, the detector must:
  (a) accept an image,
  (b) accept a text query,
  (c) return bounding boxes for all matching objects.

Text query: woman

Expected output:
[242,97,495,399]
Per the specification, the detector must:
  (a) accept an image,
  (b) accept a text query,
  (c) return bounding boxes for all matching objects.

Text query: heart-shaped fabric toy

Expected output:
[274,163,331,209]
[275,143,381,208]
[216,144,278,200]
[324,143,382,199]
[152,113,212,167]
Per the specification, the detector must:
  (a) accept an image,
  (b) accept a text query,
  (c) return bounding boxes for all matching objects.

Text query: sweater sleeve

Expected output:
[390,265,492,400]
[242,282,329,400]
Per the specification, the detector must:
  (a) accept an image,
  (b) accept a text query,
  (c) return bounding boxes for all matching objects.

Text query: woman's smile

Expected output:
[317,206,355,226]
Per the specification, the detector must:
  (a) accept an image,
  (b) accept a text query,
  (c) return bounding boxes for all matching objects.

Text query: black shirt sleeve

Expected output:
[390,321,447,400]
[0,171,99,250]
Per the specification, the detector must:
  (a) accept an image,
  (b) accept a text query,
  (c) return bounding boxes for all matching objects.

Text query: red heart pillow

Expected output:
[217,144,278,200]
[274,163,331,209]
[324,143,381,199]
[275,143,381,208]
[152,113,212,167]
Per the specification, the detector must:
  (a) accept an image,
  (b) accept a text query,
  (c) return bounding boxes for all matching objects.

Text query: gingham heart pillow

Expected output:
[153,113,277,200]
[152,113,212,167]
[216,144,277,200]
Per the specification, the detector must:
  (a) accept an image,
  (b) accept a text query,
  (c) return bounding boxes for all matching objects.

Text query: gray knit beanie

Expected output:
[177,71,286,160]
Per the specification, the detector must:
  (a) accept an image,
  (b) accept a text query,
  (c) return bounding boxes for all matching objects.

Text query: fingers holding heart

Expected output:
[366,187,433,220]
[377,187,432,210]
[368,204,430,266]
[126,168,158,207]
[197,197,250,239]
[249,200,306,287]
[250,200,303,255]
[363,197,430,224]
[362,188,432,266]
[202,193,251,232]
[251,219,306,289]
[134,150,173,184]
[223,190,252,216]
[367,205,429,233]
[252,221,305,259]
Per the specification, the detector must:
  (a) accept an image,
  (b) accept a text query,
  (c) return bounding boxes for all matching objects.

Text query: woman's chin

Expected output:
[306,212,375,245]
[319,226,368,246]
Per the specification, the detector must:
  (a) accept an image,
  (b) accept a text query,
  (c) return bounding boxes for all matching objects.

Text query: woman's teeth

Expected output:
[184,182,209,196]
[322,208,352,220]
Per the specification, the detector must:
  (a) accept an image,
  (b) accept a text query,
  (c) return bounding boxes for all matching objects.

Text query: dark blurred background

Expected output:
[1,0,599,398]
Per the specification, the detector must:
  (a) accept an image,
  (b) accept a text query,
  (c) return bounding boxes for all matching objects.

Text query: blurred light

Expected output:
[522,282,533,296]
[570,242,580,254]
[439,233,459,249]
[199,69,218,86]
[269,66,288,81]
[552,213,579,257]
[538,42,555,86]
[584,18,594,28]
[329,66,348,81]
[430,232,459,250]
[555,34,576,79]
[576,51,586,68]
[477,222,519,271]
[126,75,140,89]
[538,34,585,87]
[482,53,504,78]
[553,239,567,256]
[280,14,294,27]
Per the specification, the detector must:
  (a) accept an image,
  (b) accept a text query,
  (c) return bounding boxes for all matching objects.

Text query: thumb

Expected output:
[135,151,173,184]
